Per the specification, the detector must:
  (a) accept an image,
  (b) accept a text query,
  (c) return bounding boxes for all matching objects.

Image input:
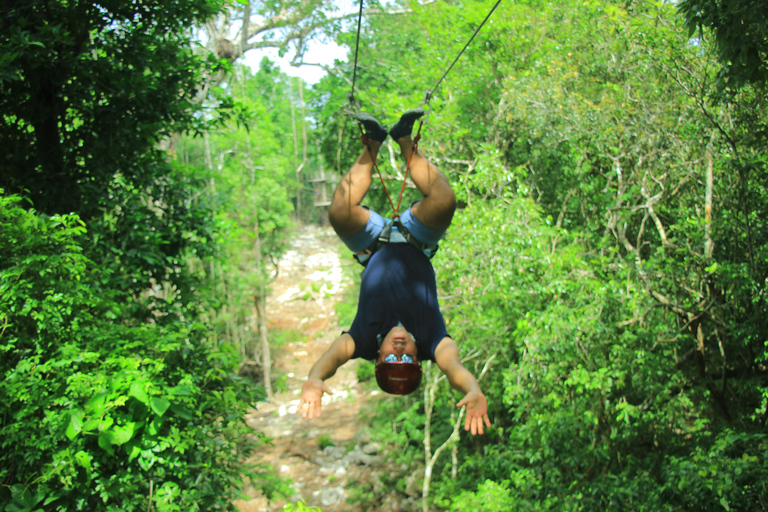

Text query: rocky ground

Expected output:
[233,224,422,512]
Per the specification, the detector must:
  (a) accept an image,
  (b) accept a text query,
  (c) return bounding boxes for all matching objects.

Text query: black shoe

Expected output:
[389,108,425,141]
[354,113,388,142]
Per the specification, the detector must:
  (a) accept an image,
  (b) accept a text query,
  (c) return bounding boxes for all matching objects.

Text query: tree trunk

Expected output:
[295,77,308,220]
[254,216,273,401]
[704,147,714,259]
[422,362,434,512]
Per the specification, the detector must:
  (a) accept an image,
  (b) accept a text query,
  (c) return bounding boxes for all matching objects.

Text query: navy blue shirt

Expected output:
[348,243,449,362]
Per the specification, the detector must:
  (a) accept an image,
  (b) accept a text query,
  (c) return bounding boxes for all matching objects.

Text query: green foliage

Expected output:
[281,502,322,512]
[356,360,375,383]
[333,249,362,326]
[175,61,307,360]
[678,0,768,91]
[662,430,768,511]
[311,0,768,509]
[0,0,223,217]
[0,193,272,510]
[0,0,232,327]
[0,0,324,510]
[316,434,335,450]
[448,480,516,512]
[271,329,306,349]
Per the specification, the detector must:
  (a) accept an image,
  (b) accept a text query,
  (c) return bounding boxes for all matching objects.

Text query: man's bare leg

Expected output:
[328,138,382,237]
[393,132,456,230]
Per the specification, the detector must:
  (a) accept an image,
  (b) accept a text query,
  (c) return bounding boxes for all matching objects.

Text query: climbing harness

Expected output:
[353,216,439,267]
[353,123,436,267]
[356,125,419,218]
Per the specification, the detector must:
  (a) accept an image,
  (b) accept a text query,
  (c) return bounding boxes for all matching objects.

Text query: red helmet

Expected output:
[375,362,423,395]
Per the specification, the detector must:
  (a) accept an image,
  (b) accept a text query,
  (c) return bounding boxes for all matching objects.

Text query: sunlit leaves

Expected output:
[0,192,268,508]
[319,0,768,508]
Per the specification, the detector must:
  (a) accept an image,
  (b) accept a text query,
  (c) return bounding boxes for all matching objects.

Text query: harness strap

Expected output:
[358,125,401,217]
[354,217,439,267]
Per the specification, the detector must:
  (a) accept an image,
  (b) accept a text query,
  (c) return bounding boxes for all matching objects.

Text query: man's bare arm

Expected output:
[434,337,491,435]
[297,333,355,420]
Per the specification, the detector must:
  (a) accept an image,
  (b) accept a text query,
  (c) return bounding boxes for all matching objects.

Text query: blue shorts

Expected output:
[339,205,447,253]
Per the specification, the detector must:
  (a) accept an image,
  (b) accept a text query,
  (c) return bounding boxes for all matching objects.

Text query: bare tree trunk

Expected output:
[203,131,218,340]
[290,83,299,179]
[704,147,714,259]
[421,354,496,512]
[232,64,273,399]
[336,122,344,175]
[295,78,308,220]
[421,364,465,512]
[422,362,436,512]
[255,289,273,401]
[254,216,273,401]
[451,406,459,480]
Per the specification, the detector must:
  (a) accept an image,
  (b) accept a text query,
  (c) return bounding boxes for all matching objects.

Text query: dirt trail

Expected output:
[234,225,414,512]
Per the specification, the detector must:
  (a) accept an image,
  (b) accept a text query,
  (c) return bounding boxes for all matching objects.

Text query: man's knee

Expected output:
[432,184,456,219]
[415,185,455,230]
[329,201,369,237]
[440,187,457,214]
[328,201,350,231]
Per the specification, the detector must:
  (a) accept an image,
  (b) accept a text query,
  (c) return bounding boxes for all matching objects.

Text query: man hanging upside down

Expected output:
[297,109,491,435]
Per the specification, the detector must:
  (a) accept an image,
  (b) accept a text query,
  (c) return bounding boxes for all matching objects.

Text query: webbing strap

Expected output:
[353,217,438,267]
[357,118,426,219]
[357,124,397,216]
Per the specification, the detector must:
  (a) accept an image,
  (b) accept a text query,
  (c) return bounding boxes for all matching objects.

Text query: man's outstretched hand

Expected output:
[297,378,333,420]
[457,390,491,435]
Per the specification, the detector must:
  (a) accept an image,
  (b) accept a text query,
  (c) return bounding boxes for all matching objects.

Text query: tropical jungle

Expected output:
[1,0,766,510]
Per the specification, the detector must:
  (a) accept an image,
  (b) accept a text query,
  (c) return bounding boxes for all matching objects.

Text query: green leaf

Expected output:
[147,415,163,436]
[169,404,194,420]
[82,418,100,432]
[85,391,109,415]
[98,432,114,453]
[169,384,194,396]
[7,484,45,512]
[110,422,138,445]
[74,450,92,472]
[126,440,142,462]
[150,397,171,417]
[129,382,150,404]
[65,409,84,440]
[98,415,114,431]
[138,451,156,471]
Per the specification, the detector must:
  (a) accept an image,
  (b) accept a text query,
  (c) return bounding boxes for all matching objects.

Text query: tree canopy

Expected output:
[678,0,768,91]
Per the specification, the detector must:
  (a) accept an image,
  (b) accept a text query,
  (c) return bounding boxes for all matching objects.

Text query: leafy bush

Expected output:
[317,434,335,450]
[448,480,517,512]
[281,501,322,511]
[0,193,274,511]
[356,360,375,383]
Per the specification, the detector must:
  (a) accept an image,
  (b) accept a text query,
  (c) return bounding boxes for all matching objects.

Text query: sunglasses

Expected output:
[384,353,415,363]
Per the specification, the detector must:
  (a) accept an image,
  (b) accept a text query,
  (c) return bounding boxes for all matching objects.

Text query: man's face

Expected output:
[377,325,418,364]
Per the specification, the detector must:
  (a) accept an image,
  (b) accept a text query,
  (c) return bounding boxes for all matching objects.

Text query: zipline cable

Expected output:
[348,0,502,217]
[426,0,503,103]
[349,0,502,108]
[348,0,365,110]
